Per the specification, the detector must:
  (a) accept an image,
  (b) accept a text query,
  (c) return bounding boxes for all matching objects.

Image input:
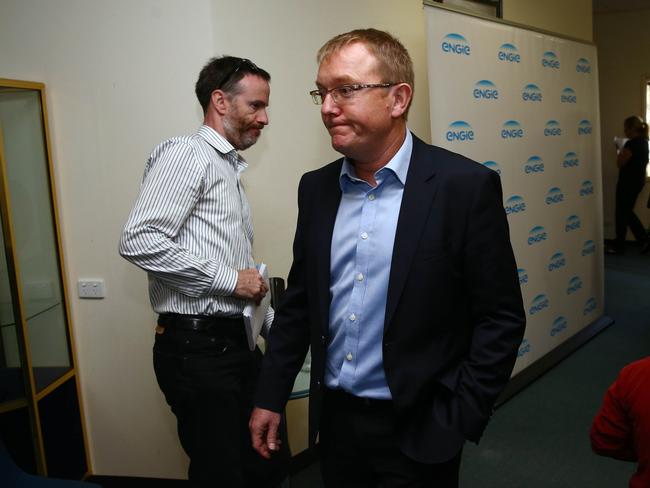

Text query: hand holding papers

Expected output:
[243,263,270,351]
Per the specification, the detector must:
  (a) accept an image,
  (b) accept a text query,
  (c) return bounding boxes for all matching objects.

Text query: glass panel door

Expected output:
[0,219,25,403]
[0,88,71,392]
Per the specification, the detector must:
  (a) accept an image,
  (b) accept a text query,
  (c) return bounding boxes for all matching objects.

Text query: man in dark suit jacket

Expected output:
[250,28,526,487]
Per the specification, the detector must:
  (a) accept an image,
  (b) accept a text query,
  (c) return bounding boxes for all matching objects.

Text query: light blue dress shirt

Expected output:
[326,130,413,399]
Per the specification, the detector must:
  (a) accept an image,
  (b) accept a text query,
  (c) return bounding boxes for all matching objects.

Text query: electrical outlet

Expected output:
[78,279,105,299]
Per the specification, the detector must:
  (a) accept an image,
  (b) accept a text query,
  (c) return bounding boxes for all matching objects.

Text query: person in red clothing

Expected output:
[590,356,650,488]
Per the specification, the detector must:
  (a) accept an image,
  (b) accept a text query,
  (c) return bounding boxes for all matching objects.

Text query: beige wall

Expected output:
[0,0,594,480]
[502,0,593,41]
[594,8,650,238]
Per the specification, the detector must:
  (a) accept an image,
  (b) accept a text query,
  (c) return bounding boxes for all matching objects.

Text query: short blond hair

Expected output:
[317,28,414,116]
[316,29,415,88]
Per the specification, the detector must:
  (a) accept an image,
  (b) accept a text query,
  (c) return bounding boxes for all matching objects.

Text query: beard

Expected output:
[223,111,263,151]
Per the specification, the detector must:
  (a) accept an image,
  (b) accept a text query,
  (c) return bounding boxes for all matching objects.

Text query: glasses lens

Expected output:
[243,58,260,72]
[310,90,323,104]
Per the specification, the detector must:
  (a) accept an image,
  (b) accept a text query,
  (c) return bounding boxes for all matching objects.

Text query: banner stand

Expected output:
[424,3,606,387]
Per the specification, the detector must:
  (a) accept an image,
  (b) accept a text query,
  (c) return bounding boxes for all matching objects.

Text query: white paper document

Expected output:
[243,263,270,351]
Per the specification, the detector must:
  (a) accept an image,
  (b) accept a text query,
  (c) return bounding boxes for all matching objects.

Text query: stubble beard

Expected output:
[223,113,260,151]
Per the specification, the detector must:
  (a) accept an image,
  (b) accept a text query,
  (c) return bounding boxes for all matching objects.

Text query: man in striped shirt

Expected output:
[119,56,288,487]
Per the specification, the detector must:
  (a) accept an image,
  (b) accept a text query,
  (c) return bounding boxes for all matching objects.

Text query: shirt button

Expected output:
[356,273,364,282]
[368,194,376,201]
[360,232,368,240]
[349,313,357,321]
[346,353,353,361]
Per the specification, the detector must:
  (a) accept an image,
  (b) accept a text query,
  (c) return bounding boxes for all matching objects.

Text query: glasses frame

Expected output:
[218,58,261,90]
[309,83,397,105]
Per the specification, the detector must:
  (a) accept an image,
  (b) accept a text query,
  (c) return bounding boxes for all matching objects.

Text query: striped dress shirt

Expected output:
[120,125,273,329]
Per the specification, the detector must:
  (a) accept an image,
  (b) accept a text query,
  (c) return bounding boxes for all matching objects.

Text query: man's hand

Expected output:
[233,268,267,303]
[249,407,281,459]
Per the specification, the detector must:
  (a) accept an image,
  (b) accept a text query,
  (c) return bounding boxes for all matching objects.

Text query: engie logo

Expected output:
[524,156,544,174]
[567,276,583,295]
[474,80,499,100]
[550,316,568,337]
[442,33,471,55]
[528,226,548,245]
[580,180,594,196]
[565,215,581,232]
[563,151,579,168]
[522,84,543,102]
[561,87,577,103]
[482,160,501,175]
[445,121,475,142]
[529,294,550,315]
[501,120,524,139]
[518,339,531,357]
[505,195,526,214]
[578,119,593,135]
[498,43,521,63]
[544,120,562,137]
[542,51,560,69]
[545,187,564,205]
[582,240,596,256]
[583,297,597,315]
[548,252,566,271]
[518,268,528,285]
[576,57,591,73]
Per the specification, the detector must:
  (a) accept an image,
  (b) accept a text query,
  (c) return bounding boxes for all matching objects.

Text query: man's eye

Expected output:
[337,86,356,98]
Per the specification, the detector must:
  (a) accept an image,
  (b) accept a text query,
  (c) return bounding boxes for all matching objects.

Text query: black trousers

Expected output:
[615,180,647,247]
[153,315,289,487]
[320,389,462,488]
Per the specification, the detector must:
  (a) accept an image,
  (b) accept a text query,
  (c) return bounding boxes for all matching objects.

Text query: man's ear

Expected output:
[211,89,229,116]
[390,83,413,119]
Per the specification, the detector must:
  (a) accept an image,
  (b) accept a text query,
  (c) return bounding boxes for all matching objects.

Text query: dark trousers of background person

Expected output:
[615,180,647,250]
[153,314,290,488]
[319,389,462,488]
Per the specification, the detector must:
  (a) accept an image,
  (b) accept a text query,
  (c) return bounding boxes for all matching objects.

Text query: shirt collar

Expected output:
[340,129,412,188]
[198,124,248,173]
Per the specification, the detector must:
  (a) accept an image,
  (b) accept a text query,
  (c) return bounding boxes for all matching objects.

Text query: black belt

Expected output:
[158,313,247,345]
[325,388,393,410]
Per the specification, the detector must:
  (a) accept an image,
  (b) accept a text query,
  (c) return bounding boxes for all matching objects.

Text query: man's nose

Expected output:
[258,109,269,126]
[321,92,339,116]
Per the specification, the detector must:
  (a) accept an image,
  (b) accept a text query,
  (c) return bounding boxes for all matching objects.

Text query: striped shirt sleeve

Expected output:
[119,139,238,298]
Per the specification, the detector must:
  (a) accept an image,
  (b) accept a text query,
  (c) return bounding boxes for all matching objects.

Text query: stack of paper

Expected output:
[243,263,270,351]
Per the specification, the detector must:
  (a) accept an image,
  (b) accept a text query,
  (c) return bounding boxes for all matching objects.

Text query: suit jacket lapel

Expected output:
[385,136,439,331]
[314,160,343,335]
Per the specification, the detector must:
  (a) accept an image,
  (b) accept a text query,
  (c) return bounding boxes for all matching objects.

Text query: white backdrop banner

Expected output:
[424,5,605,375]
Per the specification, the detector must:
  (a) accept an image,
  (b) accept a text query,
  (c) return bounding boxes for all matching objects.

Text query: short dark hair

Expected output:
[195,56,270,113]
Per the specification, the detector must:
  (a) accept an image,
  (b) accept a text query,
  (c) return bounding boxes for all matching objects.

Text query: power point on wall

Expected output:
[78,279,106,299]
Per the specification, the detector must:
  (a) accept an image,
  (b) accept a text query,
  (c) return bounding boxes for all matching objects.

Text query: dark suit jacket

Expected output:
[256,134,526,463]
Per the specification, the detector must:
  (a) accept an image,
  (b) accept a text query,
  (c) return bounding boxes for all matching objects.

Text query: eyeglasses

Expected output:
[309,83,396,105]
[218,58,261,89]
